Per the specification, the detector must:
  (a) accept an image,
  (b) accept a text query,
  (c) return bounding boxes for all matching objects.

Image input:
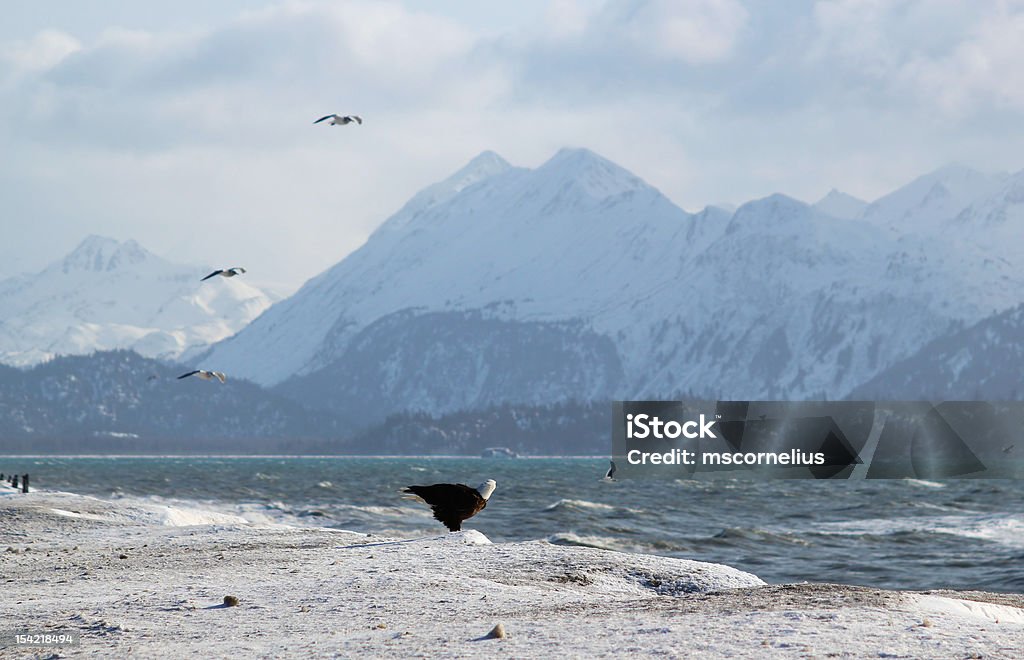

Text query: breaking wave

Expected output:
[815,513,1024,550]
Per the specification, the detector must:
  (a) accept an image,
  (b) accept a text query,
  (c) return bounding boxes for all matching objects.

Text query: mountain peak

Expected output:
[463,149,510,173]
[535,147,649,200]
[57,235,162,275]
[379,151,514,233]
[738,193,807,214]
[813,189,868,220]
[726,194,814,234]
[442,150,512,194]
[542,147,620,172]
[900,163,1002,195]
[75,234,119,251]
[863,162,1006,228]
[929,162,979,179]
[818,188,852,200]
[62,236,119,272]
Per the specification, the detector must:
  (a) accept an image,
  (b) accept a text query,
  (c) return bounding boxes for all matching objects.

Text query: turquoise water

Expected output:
[3,456,1022,592]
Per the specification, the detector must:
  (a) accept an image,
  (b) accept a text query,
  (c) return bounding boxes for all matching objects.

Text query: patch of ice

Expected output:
[156,505,249,527]
[49,507,109,522]
[913,595,1024,625]
[547,532,621,550]
[342,529,492,549]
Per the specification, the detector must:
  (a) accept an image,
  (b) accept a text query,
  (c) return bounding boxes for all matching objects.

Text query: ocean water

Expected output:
[3,456,1022,593]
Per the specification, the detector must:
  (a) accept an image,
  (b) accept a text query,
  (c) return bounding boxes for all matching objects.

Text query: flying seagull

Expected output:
[313,114,362,126]
[403,479,495,532]
[177,370,227,383]
[605,460,617,481]
[201,267,246,282]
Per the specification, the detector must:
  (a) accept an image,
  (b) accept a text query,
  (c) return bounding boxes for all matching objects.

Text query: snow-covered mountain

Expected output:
[860,163,1007,231]
[0,236,276,366]
[198,150,1024,424]
[945,169,1024,265]
[813,189,868,220]
[848,304,1024,400]
[203,147,697,388]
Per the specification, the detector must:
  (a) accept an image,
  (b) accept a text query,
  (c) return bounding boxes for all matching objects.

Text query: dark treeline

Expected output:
[0,350,346,451]
[320,399,611,456]
[0,435,329,455]
[1,401,613,456]
[0,349,715,455]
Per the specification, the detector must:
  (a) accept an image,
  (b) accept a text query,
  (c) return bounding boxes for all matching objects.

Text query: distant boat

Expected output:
[480,447,518,459]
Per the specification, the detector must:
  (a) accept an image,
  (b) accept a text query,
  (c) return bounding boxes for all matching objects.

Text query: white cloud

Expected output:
[1,0,1024,287]
[900,6,1024,114]
[0,29,80,83]
[808,0,1024,116]
[627,0,749,64]
[0,1,498,286]
[542,0,594,40]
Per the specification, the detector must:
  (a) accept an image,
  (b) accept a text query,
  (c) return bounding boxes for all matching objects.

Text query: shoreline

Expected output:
[2,489,1022,658]
[0,454,608,460]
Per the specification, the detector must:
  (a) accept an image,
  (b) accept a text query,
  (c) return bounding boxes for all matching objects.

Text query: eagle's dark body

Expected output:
[403,481,493,532]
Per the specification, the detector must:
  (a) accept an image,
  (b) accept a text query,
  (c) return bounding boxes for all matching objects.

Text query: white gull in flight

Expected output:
[313,114,362,126]
[177,370,227,383]
[201,267,246,282]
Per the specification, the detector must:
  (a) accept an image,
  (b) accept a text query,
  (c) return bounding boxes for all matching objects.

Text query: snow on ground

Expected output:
[1,490,1022,659]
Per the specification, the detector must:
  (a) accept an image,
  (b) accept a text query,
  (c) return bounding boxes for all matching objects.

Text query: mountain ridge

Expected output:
[9,151,1024,434]
[0,235,276,367]
[197,149,1024,426]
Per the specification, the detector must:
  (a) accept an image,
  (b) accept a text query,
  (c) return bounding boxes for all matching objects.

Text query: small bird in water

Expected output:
[177,370,227,383]
[403,480,495,532]
[201,267,246,282]
[313,114,362,126]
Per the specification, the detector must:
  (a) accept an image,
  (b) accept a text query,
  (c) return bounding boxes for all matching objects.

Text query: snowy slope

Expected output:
[861,163,1007,230]
[848,304,1024,399]
[204,147,701,387]
[618,192,1014,400]
[202,150,1024,421]
[945,169,1024,266]
[0,236,275,366]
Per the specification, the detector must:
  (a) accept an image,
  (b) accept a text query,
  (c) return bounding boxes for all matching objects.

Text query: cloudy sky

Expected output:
[3,0,1023,291]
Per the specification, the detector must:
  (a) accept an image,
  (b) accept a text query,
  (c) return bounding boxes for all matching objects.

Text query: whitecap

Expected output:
[904,479,946,489]
[817,513,1024,549]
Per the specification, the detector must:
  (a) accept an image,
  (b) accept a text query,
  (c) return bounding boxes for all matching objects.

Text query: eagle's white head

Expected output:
[476,479,496,500]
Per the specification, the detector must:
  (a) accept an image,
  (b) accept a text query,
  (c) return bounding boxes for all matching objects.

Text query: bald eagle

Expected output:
[403,479,495,532]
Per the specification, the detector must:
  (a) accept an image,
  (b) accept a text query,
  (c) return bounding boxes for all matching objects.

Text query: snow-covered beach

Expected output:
[2,488,1022,658]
